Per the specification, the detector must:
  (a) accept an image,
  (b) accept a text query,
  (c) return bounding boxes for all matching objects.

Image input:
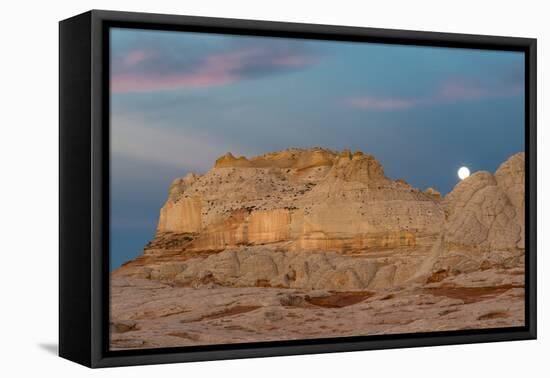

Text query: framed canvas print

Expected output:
[59,10,537,368]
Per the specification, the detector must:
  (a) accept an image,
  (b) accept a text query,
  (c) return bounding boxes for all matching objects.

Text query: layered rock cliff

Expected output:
[151,148,444,254]
[114,149,525,291]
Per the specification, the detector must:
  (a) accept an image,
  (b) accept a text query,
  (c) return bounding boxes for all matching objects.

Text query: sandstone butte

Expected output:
[113,148,525,292]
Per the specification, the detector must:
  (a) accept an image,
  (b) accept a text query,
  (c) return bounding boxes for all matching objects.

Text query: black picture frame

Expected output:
[59,9,537,368]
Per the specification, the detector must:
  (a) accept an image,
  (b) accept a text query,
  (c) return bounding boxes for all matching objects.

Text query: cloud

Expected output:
[121,49,154,66]
[436,77,522,102]
[345,97,416,110]
[111,41,316,93]
[111,114,254,172]
[345,77,523,111]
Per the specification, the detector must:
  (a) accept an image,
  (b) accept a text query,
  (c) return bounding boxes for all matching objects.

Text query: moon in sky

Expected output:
[458,166,470,180]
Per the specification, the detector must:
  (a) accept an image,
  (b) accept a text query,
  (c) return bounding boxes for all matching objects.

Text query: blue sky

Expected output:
[110,27,525,269]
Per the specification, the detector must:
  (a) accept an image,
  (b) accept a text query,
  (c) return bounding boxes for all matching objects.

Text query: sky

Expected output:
[110,27,525,269]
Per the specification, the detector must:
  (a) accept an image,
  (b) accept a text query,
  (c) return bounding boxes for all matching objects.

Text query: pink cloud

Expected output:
[122,50,154,66]
[438,81,490,102]
[111,47,314,93]
[346,78,522,111]
[112,50,245,92]
[271,55,316,67]
[111,72,236,93]
[345,97,416,110]
[438,80,521,102]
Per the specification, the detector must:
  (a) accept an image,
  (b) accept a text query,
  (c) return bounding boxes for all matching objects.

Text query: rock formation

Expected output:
[111,149,526,350]
[114,149,525,292]
[426,153,525,280]
[148,148,444,255]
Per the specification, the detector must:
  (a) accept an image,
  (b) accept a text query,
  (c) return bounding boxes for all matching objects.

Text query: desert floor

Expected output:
[110,267,524,350]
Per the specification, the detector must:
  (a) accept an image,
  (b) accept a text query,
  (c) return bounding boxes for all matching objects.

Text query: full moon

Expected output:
[458,166,470,180]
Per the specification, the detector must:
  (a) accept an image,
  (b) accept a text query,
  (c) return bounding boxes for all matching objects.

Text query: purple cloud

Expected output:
[345,97,416,110]
[111,44,316,93]
[437,78,522,102]
[345,77,523,111]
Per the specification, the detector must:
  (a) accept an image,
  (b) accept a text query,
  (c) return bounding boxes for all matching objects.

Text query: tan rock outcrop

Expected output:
[424,153,525,278]
[121,246,396,291]
[154,148,444,254]
[158,196,202,233]
[214,152,253,168]
[248,209,291,244]
[214,148,336,170]
[494,152,525,249]
[115,149,525,292]
[442,155,524,253]
[425,187,441,200]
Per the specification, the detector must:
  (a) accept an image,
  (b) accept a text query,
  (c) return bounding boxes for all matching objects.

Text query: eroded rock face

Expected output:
[443,172,520,252]
[214,148,336,169]
[495,153,525,249]
[427,153,525,278]
[115,246,428,291]
[115,150,525,291]
[154,148,444,254]
[158,196,202,233]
